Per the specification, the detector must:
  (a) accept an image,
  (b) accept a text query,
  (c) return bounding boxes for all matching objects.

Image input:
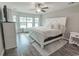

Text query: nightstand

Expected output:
[69,32,79,46]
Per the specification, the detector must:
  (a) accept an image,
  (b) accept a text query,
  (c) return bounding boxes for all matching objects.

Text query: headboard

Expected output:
[45,17,67,27]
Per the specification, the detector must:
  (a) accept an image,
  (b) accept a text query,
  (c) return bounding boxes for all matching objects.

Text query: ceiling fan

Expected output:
[68,2,75,5]
[30,2,48,13]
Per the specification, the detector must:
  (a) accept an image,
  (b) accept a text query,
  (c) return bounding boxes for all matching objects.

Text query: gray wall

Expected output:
[0,6,4,56]
[0,24,4,56]
[42,4,79,38]
[0,8,2,20]
[0,5,4,55]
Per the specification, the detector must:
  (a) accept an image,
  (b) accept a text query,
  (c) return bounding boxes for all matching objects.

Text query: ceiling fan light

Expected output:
[36,8,41,12]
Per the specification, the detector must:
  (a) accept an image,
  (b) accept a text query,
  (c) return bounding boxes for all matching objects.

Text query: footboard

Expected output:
[29,27,64,49]
[30,32,63,49]
[30,31,45,48]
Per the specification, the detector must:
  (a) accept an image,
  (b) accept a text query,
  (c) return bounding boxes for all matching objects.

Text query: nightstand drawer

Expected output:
[70,32,79,38]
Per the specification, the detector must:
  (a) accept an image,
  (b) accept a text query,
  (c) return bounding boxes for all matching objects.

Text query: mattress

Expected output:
[30,27,62,44]
[44,34,63,42]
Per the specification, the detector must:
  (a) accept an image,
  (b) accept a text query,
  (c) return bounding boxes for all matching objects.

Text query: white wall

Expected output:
[42,4,79,38]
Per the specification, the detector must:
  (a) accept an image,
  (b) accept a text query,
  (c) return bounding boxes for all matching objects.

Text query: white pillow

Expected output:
[45,23,51,29]
[58,24,65,33]
[51,23,59,29]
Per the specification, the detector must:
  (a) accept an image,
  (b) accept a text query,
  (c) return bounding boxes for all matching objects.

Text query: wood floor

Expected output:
[4,33,79,56]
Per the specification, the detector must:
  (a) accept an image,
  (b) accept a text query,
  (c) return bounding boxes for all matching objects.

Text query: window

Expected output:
[27,17,33,22]
[13,16,16,22]
[35,23,39,27]
[26,17,33,28]
[12,15,40,33]
[12,15,18,32]
[27,23,32,28]
[34,18,39,27]
[20,23,26,29]
[20,17,26,22]
[35,18,39,22]
[16,16,40,30]
[19,17,26,29]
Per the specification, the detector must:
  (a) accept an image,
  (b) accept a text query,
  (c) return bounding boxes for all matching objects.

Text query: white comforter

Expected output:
[30,27,62,44]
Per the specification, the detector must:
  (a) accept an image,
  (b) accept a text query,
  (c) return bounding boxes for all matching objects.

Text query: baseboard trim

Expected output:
[0,50,4,56]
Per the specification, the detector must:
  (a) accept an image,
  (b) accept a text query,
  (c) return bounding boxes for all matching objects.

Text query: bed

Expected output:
[29,17,66,48]
[30,26,64,48]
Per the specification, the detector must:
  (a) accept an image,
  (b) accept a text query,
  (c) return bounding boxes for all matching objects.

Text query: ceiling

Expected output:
[0,2,79,14]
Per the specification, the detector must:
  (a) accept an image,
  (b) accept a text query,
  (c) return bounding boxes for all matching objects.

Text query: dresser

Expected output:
[2,22,17,50]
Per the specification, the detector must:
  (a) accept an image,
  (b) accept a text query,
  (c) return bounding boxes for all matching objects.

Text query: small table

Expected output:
[69,32,79,46]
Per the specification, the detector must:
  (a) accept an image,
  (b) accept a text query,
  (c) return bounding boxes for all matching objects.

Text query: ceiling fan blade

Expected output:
[29,8,35,10]
[41,9,46,12]
[42,7,48,9]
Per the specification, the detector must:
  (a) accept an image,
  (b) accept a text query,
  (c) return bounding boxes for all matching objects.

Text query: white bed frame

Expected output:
[30,17,67,48]
[30,34,63,48]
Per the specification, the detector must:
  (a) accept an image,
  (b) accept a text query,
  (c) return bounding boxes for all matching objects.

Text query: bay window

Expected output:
[12,15,40,33]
